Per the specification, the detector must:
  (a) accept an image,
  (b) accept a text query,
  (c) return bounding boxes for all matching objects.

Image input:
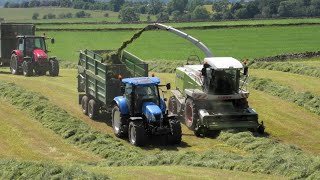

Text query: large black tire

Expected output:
[10,54,19,75]
[205,130,221,138]
[88,99,99,120]
[81,95,89,115]
[112,105,128,138]
[167,119,182,145]
[129,121,146,146]
[168,96,177,115]
[184,98,198,130]
[49,59,59,77]
[22,61,33,77]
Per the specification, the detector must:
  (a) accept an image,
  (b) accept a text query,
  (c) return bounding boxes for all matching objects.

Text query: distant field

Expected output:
[0,7,156,23]
[39,25,320,62]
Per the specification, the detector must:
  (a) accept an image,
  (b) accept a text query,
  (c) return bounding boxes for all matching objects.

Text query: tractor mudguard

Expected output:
[11,50,23,62]
[113,96,129,115]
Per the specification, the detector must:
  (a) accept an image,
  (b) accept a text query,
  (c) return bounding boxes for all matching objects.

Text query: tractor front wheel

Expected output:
[22,61,33,77]
[167,118,182,145]
[112,105,128,138]
[81,96,89,115]
[88,99,99,120]
[49,59,59,76]
[10,54,19,75]
[129,121,146,146]
[184,98,198,130]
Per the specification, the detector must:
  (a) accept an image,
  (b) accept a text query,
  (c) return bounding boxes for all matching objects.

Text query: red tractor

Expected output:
[10,35,59,77]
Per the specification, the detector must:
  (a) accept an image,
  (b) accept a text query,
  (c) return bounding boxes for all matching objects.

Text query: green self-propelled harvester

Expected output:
[151,23,265,137]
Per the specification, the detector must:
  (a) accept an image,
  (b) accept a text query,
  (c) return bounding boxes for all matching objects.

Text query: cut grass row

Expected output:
[0,99,101,162]
[250,60,320,78]
[0,80,319,179]
[0,160,108,179]
[39,25,320,62]
[249,76,320,115]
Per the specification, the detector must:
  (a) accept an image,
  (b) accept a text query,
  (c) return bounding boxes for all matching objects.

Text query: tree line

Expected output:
[4,0,320,22]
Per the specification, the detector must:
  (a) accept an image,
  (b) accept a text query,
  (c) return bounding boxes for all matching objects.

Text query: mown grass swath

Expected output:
[249,77,320,115]
[0,81,319,179]
[0,160,108,179]
[250,61,320,78]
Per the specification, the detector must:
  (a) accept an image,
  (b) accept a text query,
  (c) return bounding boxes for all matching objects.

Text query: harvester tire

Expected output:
[167,119,182,145]
[205,130,221,138]
[88,99,99,120]
[168,96,177,115]
[257,125,265,134]
[184,98,198,130]
[49,59,59,77]
[112,105,128,138]
[10,54,19,75]
[129,121,146,146]
[81,95,89,115]
[22,61,33,77]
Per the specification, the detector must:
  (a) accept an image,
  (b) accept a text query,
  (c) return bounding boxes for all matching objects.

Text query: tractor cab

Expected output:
[122,77,162,116]
[202,57,243,95]
[16,36,50,57]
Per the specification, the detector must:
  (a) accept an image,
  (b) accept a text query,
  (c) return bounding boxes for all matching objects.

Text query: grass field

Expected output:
[39,25,320,62]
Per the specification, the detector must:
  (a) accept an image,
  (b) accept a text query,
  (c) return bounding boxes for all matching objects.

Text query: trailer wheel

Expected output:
[168,96,177,115]
[257,124,265,134]
[184,98,197,130]
[112,105,128,138]
[22,61,33,77]
[10,54,19,75]
[129,121,146,146]
[88,99,99,120]
[81,96,89,115]
[49,59,59,77]
[167,119,182,145]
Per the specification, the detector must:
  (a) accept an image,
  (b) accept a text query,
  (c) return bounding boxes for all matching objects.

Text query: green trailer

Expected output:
[77,49,148,119]
[0,23,35,66]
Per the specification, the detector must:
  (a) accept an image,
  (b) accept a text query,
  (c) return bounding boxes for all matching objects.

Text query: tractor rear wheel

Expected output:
[168,96,177,115]
[81,96,89,115]
[184,98,198,130]
[88,99,99,120]
[112,105,128,138]
[22,61,33,77]
[167,119,182,145]
[129,121,146,146]
[10,54,19,75]
[49,59,59,77]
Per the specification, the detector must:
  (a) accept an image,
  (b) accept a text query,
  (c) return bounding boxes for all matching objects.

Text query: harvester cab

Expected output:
[112,77,182,146]
[10,35,59,77]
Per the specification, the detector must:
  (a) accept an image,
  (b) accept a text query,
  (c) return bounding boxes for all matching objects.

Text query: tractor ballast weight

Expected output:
[151,23,265,136]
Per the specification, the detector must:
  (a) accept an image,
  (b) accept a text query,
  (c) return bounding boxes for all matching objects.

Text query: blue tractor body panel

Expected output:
[142,102,163,122]
[122,77,160,86]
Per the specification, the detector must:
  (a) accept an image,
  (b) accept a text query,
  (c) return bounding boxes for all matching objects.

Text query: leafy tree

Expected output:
[211,12,223,20]
[109,0,125,12]
[148,0,163,15]
[212,0,229,13]
[32,12,39,20]
[119,7,140,22]
[47,13,56,19]
[246,1,260,18]
[4,1,9,8]
[234,8,250,19]
[191,5,210,20]
[187,0,204,12]
[75,10,91,18]
[167,0,188,14]
[156,12,170,21]
[20,1,29,8]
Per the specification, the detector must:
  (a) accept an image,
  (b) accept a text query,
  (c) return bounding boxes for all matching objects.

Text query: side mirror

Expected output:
[166,83,171,90]
[244,66,248,76]
[51,38,55,44]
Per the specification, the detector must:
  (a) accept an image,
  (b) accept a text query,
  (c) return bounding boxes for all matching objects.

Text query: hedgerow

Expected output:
[0,81,319,179]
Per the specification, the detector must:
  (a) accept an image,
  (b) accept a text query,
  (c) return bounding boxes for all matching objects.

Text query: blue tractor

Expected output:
[111,77,182,146]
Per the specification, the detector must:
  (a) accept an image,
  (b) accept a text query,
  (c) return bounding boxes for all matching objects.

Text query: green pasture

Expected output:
[40,25,320,62]
[0,7,155,23]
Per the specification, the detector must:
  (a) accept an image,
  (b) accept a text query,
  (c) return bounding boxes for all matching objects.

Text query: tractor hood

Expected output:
[142,102,162,122]
[33,49,48,60]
